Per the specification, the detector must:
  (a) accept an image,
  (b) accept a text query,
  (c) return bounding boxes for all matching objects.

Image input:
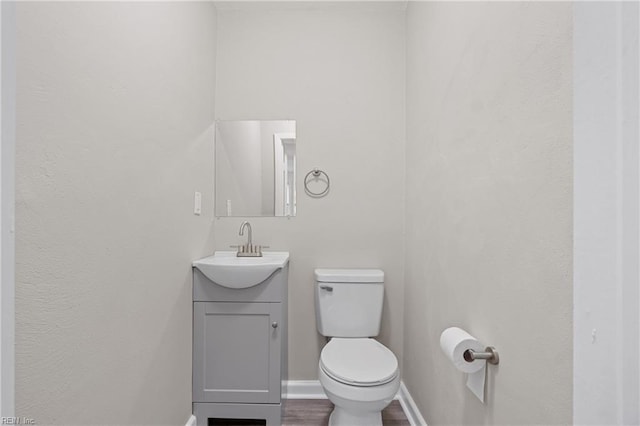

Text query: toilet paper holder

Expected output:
[463,346,500,365]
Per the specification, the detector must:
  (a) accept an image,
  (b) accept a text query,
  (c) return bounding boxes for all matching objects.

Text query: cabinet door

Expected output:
[193,302,282,404]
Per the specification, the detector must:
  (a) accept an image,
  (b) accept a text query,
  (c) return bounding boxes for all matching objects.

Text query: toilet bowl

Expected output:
[318,338,400,426]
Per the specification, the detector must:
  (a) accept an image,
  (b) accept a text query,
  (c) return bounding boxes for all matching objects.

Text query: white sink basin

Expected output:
[193,251,289,289]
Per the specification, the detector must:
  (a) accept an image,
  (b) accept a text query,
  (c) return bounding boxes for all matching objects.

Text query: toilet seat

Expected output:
[320,338,398,387]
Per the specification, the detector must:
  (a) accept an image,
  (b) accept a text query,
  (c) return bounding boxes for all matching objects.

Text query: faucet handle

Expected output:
[229,244,245,253]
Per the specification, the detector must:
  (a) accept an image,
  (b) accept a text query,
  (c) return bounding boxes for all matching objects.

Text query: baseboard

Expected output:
[284,380,426,425]
[396,382,428,426]
[284,379,401,400]
[283,380,327,399]
[185,414,197,426]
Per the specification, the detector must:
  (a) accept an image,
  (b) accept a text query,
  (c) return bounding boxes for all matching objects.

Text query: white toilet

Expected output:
[314,268,400,426]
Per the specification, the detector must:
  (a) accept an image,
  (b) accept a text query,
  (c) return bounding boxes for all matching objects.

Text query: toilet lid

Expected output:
[320,338,398,386]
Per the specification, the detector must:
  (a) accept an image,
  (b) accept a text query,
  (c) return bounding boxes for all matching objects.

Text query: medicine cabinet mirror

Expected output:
[215,120,296,217]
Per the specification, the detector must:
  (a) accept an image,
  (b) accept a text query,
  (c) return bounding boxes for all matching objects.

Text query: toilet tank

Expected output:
[314,268,384,338]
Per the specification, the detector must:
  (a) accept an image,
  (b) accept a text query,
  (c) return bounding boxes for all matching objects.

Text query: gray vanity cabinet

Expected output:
[192,264,288,426]
[193,302,282,403]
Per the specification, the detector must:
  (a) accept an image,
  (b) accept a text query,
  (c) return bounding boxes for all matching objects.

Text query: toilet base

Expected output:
[319,364,400,426]
[328,406,383,426]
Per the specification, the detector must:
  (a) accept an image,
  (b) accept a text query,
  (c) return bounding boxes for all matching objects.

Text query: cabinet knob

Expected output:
[272,322,278,329]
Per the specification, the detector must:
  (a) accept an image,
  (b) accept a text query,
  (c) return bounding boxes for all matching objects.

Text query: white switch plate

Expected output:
[194,192,202,215]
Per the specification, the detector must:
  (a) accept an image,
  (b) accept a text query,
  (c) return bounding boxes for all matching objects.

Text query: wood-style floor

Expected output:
[283,399,410,426]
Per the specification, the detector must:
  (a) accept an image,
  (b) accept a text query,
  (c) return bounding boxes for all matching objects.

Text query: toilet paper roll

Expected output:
[439,327,485,374]
[440,327,487,402]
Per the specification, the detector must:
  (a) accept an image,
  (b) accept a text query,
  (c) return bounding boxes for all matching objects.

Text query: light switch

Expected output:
[194,192,202,215]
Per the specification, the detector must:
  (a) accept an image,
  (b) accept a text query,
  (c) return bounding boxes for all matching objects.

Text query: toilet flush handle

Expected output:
[319,285,333,292]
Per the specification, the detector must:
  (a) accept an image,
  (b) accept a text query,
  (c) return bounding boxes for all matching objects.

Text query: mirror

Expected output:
[215,120,296,217]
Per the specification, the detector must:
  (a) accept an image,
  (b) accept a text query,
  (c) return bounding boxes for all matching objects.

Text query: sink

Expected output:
[193,251,289,289]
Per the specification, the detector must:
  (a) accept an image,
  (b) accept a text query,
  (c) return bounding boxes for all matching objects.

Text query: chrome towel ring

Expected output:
[304,168,330,197]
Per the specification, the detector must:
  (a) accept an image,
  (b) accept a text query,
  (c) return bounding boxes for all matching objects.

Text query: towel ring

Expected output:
[304,168,330,197]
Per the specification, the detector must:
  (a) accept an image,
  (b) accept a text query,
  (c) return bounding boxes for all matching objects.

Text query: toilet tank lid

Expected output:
[314,268,384,283]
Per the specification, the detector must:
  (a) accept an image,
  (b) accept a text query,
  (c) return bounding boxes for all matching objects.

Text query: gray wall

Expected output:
[213,2,406,380]
[403,2,573,424]
[15,2,216,423]
[1,0,16,416]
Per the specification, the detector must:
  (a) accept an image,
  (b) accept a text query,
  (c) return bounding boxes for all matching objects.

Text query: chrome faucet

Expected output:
[235,221,265,257]
[239,221,253,247]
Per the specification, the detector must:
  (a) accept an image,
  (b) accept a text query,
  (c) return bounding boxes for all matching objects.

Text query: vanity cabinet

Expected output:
[192,264,288,426]
[193,302,282,403]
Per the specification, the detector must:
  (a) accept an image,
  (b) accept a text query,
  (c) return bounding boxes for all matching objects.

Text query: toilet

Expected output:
[314,269,400,426]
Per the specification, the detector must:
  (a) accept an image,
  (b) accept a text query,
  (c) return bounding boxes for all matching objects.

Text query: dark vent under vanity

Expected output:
[208,418,266,426]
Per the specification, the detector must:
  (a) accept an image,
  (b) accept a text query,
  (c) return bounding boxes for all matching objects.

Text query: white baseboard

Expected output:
[396,382,428,426]
[185,414,197,426]
[283,380,327,399]
[284,380,426,425]
[191,380,427,425]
